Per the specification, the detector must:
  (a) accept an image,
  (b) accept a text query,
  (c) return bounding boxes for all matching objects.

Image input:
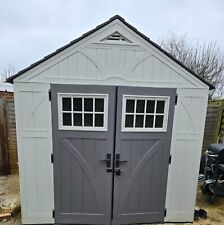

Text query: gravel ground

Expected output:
[0,174,20,224]
[0,176,223,225]
[0,174,20,211]
[0,213,21,225]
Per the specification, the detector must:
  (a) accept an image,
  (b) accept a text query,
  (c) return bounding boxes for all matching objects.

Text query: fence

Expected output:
[202,100,224,152]
[0,91,18,174]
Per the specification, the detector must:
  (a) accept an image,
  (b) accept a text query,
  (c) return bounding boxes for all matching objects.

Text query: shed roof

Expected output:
[6,15,214,89]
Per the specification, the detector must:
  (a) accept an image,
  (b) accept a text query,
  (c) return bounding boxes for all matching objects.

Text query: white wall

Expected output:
[14,83,54,224]
[13,18,209,224]
[165,88,208,222]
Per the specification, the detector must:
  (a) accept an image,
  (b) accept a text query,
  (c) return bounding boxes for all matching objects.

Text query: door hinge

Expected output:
[169,155,172,164]
[52,209,55,218]
[164,208,167,217]
[175,94,178,105]
[49,89,52,101]
[51,153,54,163]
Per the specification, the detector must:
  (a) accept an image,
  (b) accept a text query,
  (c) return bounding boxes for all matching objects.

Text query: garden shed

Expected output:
[7,15,213,225]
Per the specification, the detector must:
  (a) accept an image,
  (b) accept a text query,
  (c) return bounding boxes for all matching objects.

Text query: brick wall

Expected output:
[0,91,18,173]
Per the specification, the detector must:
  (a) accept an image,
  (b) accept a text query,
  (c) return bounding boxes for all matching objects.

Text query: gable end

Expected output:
[6,15,214,90]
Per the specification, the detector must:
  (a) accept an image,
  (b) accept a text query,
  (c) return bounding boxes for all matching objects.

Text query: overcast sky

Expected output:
[1,0,224,75]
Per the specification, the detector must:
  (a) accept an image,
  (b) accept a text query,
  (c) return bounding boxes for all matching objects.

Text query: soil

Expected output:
[158,184,224,225]
[0,174,20,212]
[0,213,21,225]
[0,174,20,224]
[192,184,224,225]
[0,175,223,225]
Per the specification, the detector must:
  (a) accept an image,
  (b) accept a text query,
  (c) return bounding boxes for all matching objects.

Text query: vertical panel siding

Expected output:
[14,83,54,224]
[24,44,201,89]
[165,88,208,222]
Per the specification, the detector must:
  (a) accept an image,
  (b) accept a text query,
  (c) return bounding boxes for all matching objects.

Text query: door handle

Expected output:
[100,153,112,168]
[115,154,128,168]
[114,168,124,176]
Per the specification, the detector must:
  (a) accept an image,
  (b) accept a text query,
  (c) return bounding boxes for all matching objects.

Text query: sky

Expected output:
[1,0,224,76]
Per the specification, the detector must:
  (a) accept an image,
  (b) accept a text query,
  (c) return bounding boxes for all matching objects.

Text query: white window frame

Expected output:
[58,93,108,131]
[121,95,170,132]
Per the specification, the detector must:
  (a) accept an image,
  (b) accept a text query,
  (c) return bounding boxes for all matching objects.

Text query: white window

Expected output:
[121,95,170,132]
[58,93,108,131]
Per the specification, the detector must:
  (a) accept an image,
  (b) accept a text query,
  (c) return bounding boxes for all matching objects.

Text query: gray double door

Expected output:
[51,84,176,225]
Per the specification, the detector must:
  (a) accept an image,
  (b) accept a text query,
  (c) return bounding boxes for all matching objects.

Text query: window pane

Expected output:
[62,113,72,126]
[125,115,134,127]
[95,98,104,112]
[84,98,93,111]
[74,113,82,126]
[73,98,82,111]
[156,101,165,113]
[146,100,155,113]
[126,100,135,113]
[62,98,71,111]
[136,100,145,113]
[135,115,144,127]
[145,115,154,128]
[95,114,104,127]
[84,114,93,126]
[155,115,164,128]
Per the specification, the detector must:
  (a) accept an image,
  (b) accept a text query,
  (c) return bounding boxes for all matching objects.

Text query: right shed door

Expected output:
[112,86,176,224]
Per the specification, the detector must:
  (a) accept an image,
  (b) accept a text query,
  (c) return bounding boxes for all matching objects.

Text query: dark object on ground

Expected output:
[208,144,224,164]
[201,144,224,203]
[194,208,207,220]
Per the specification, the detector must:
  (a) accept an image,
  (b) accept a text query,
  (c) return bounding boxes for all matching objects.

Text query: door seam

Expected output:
[110,86,118,223]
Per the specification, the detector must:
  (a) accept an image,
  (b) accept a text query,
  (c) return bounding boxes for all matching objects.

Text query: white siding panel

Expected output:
[48,64,58,77]
[14,20,208,89]
[58,58,68,77]
[14,83,54,224]
[17,42,201,89]
[165,88,208,222]
[128,54,190,87]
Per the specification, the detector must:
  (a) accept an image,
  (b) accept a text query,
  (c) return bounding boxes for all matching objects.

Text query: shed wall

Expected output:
[165,88,208,222]
[13,19,209,224]
[14,83,54,224]
[14,82,208,224]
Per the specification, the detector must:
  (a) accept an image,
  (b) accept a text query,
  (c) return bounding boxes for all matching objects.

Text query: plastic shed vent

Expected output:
[102,32,132,43]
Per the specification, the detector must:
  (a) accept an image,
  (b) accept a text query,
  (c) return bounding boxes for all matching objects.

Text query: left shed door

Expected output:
[51,84,116,224]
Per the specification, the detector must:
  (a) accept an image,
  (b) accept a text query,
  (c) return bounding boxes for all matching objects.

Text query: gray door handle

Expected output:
[115,154,127,168]
[114,168,125,176]
[100,153,112,168]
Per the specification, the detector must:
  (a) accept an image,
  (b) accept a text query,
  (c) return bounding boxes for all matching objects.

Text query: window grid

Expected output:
[93,98,95,127]
[133,99,137,127]
[61,97,105,127]
[59,94,108,131]
[143,100,147,128]
[122,95,169,132]
[71,96,74,126]
[152,100,157,128]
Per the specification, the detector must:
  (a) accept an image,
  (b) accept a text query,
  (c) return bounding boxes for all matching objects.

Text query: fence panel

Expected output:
[0,97,10,174]
[202,101,224,152]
